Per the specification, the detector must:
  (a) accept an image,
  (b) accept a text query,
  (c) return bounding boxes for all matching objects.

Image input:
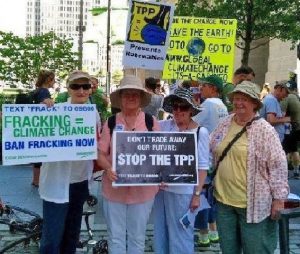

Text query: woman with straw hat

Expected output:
[98,75,159,254]
[210,81,289,254]
[153,87,210,254]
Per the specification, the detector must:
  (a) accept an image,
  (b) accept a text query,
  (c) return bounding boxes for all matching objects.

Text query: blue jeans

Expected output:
[40,180,89,254]
[216,201,277,254]
[194,206,217,230]
[153,190,194,254]
[102,197,154,254]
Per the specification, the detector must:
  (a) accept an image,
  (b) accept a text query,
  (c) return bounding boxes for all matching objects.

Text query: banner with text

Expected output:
[2,104,97,165]
[123,0,175,70]
[112,131,198,186]
[162,17,237,82]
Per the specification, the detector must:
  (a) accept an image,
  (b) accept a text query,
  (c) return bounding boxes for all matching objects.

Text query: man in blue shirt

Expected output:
[260,81,290,142]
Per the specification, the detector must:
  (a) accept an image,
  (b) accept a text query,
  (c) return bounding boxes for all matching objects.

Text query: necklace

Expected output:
[122,110,140,131]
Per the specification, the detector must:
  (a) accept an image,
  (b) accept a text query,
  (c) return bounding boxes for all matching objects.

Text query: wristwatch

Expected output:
[193,190,201,196]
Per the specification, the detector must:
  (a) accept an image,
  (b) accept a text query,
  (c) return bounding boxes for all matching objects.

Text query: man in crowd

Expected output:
[260,81,290,142]
[281,80,300,178]
[142,77,164,119]
[222,66,255,111]
[193,74,228,247]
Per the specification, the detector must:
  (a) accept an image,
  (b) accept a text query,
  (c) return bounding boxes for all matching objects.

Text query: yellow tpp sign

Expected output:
[127,1,171,45]
[162,17,237,82]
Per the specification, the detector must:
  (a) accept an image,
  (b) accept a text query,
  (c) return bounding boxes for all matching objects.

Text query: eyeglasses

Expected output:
[69,84,91,90]
[173,103,191,111]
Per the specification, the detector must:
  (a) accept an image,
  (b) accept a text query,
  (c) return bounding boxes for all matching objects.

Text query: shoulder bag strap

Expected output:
[212,116,260,179]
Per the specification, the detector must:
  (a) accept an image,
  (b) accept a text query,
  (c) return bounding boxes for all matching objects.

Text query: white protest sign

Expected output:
[2,104,98,165]
[122,0,175,70]
[112,131,198,186]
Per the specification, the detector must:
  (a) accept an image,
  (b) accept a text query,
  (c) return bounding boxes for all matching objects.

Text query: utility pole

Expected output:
[106,0,112,95]
[78,0,84,70]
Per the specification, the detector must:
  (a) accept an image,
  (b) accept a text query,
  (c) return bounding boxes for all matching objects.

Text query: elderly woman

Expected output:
[98,75,159,254]
[210,81,289,254]
[153,87,210,254]
[39,70,101,254]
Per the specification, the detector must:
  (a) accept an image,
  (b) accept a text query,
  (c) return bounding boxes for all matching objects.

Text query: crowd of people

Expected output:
[21,66,295,254]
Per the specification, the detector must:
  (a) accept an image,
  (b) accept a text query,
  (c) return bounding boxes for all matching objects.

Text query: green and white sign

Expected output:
[2,104,98,165]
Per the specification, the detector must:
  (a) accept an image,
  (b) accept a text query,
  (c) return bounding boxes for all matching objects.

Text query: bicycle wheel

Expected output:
[0,231,40,254]
[0,205,42,253]
[0,205,42,234]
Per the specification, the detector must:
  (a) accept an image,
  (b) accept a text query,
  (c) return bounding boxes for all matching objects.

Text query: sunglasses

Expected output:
[173,103,191,111]
[69,83,91,90]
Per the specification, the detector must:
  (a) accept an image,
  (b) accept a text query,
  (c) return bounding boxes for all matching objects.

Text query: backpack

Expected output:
[107,112,154,136]
[15,90,36,104]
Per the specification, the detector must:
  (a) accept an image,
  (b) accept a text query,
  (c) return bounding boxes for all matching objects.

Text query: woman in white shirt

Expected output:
[39,70,101,254]
[153,87,209,254]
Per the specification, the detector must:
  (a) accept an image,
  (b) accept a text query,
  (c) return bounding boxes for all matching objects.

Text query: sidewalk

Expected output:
[1,165,300,253]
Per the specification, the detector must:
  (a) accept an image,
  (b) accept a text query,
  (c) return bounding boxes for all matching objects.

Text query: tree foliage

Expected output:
[0,31,78,87]
[175,0,300,65]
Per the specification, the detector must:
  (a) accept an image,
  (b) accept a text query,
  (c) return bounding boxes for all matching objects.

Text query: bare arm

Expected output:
[98,151,117,182]
[190,170,207,212]
[266,113,290,126]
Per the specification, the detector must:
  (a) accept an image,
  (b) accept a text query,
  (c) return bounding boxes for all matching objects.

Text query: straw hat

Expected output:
[163,87,202,116]
[110,75,151,109]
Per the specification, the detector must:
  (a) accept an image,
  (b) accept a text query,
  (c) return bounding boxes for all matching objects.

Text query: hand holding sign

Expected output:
[106,168,118,182]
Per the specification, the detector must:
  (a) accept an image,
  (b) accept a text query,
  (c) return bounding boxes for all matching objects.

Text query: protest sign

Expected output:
[122,0,175,70]
[162,17,237,82]
[2,104,98,165]
[112,131,198,186]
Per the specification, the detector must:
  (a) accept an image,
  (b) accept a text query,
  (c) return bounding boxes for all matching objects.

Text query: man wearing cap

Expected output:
[193,74,228,247]
[260,81,291,142]
[193,75,228,133]
[281,81,300,178]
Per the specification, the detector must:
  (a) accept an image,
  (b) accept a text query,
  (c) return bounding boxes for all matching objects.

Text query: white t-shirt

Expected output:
[193,97,228,133]
[159,119,210,194]
[39,103,101,203]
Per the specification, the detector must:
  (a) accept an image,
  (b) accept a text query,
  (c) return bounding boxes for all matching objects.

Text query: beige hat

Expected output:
[228,80,263,109]
[110,75,151,109]
[67,70,91,86]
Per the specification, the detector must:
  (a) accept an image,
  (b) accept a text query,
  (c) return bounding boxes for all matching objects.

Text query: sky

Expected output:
[0,0,27,37]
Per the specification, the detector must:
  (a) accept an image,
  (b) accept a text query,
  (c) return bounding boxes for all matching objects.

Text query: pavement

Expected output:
[1,164,300,253]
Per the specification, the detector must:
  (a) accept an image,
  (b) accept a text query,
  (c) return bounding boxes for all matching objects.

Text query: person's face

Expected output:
[199,83,214,99]
[91,78,99,93]
[172,101,193,124]
[68,78,91,104]
[46,75,55,88]
[276,88,288,101]
[232,92,257,116]
[120,89,142,110]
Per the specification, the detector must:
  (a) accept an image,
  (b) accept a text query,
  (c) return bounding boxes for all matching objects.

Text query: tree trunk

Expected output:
[241,0,254,66]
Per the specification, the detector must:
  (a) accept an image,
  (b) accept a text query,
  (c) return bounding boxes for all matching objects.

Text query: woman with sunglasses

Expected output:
[39,70,101,254]
[153,87,210,254]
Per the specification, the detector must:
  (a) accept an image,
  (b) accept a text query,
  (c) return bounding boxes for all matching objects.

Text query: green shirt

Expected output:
[281,93,300,130]
[221,82,235,112]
